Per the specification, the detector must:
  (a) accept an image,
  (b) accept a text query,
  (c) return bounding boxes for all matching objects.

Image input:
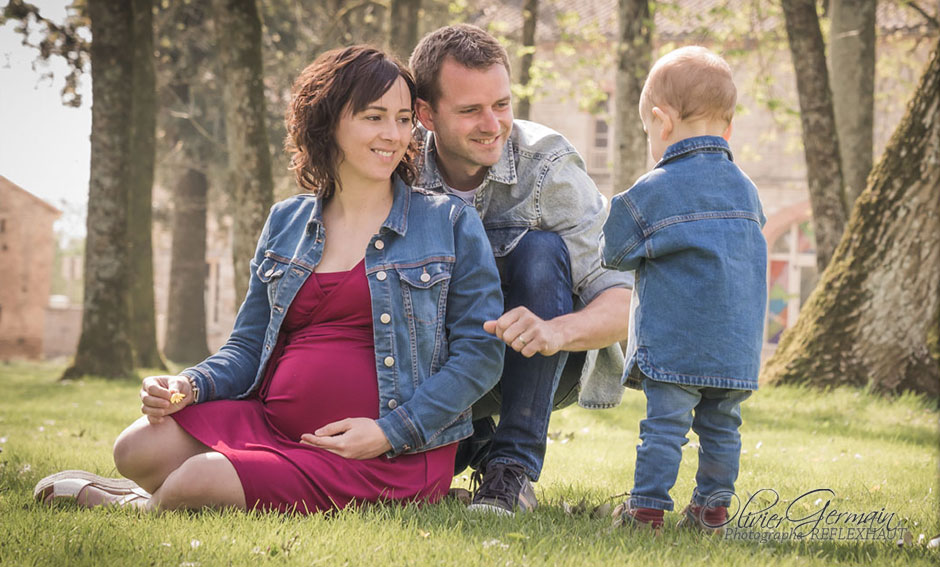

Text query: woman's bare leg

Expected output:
[148,452,247,511]
[112,416,246,511]
[112,416,210,494]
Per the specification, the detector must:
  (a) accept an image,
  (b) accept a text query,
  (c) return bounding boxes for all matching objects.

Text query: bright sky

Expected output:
[0,1,90,238]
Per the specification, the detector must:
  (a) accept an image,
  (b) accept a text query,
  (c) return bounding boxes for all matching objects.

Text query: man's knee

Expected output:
[504,231,570,286]
[502,232,574,318]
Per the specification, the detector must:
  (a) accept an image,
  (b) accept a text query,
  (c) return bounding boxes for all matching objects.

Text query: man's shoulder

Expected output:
[510,119,579,159]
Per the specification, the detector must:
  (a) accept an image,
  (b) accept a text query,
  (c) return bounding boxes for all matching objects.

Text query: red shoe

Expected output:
[612,501,664,533]
[676,503,728,534]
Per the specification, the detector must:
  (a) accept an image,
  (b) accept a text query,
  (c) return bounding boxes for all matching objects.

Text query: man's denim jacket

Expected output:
[601,136,766,391]
[415,120,633,408]
[181,176,506,456]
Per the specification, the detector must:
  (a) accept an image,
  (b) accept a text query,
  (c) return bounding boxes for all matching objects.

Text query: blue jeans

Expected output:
[629,378,751,511]
[453,231,575,482]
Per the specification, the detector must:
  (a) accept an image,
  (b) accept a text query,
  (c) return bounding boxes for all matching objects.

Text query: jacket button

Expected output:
[380,313,391,324]
[376,270,387,281]
[374,239,385,250]
[387,399,398,409]
[384,356,394,367]
[420,272,431,283]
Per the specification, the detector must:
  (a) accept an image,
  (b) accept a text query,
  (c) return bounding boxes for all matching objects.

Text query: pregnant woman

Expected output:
[35,45,504,513]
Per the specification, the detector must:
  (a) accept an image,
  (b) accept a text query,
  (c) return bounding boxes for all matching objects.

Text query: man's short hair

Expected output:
[410,24,511,107]
[640,46,737,124]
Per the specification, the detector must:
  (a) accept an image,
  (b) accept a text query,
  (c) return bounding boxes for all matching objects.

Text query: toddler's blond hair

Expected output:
[640,46,736,124]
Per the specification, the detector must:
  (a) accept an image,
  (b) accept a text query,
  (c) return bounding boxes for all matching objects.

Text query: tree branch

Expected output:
[905,1,940,29]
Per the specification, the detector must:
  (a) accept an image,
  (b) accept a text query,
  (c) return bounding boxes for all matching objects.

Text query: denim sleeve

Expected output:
[538,153,634,304]
[179,208,274,402]
[376,204,505,455]
[600,193,648,271]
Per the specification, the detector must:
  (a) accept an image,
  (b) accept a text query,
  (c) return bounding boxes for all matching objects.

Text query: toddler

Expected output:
[601,46,767,532]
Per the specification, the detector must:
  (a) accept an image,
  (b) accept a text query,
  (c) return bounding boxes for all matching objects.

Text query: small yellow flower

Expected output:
[170,392,185,404]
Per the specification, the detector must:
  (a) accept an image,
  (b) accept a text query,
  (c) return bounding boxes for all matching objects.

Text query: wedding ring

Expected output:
[519,337,528,346]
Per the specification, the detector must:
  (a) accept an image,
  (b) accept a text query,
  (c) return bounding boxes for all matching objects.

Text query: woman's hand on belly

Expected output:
[299,418,392,459]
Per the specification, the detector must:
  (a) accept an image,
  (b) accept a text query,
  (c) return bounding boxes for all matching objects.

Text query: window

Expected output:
[766,220,818,343]
[588,97,611,173]
[593,118,609,149]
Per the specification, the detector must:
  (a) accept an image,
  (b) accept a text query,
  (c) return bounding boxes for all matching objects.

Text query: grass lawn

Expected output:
[0,361,937,566]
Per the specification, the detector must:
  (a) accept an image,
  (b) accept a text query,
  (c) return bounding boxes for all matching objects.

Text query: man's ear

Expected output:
[415,98,434,131]
[651,106,673,140]
[722,120,733,141]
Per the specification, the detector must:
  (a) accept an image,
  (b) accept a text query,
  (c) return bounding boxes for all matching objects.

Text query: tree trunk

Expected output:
[164,168,211,364]
[614,0,652,191]
[212,0,274,302]
[63,0,135,379]
[155,1,219,363]
[781,0,847,272]
[829,0,876,210]
[389,0,421,61]
[516,0,538,121]
[127,0,166,370]
[762,42,940,397]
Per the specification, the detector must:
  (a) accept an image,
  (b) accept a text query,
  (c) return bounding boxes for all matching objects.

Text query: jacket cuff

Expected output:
[376,406,424,457]
[179,367,212,404]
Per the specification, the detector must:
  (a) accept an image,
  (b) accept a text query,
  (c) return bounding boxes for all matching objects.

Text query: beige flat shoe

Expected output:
[33,470,151,508]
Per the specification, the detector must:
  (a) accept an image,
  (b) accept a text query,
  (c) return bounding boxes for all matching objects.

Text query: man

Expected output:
[410,24,632,515]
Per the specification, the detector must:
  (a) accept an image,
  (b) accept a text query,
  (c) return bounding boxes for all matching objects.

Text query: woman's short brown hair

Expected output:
[285,45,418,199]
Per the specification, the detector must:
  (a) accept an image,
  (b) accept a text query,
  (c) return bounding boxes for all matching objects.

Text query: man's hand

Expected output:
[300,418,392,459]
[484,306,565,358]
[140,375,192,424]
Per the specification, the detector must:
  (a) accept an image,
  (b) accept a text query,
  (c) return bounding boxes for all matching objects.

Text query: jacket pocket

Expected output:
[397,261,452,326]
[397,261,453,382]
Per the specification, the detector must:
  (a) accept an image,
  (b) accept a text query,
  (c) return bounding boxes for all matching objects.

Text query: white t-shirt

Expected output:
[442,180,482,204]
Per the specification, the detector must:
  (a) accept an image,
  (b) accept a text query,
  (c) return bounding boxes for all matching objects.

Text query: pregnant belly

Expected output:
[262,337,380,441]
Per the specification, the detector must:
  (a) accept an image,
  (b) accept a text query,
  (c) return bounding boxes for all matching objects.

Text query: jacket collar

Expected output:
[305,174,411,237]
[658,135,733,167]
[414,126,518,190]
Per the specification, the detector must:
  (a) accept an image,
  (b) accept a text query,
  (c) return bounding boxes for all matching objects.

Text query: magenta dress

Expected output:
[171,259,456,513]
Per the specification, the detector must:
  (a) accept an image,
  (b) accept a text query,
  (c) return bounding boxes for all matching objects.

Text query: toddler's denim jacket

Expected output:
[601,136,767,391]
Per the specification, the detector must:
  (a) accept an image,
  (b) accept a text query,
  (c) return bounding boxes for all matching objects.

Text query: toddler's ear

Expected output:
[652,106,673,139]
[722,120,733,141]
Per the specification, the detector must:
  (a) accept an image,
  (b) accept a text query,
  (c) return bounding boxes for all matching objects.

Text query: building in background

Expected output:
[0,175,61,360]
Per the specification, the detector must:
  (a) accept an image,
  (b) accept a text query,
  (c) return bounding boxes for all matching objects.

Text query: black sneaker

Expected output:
[467,462,538,516]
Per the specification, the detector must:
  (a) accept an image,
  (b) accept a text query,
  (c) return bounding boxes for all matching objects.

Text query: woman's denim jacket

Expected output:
[181,176,506,456]
[601,136,767,391]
